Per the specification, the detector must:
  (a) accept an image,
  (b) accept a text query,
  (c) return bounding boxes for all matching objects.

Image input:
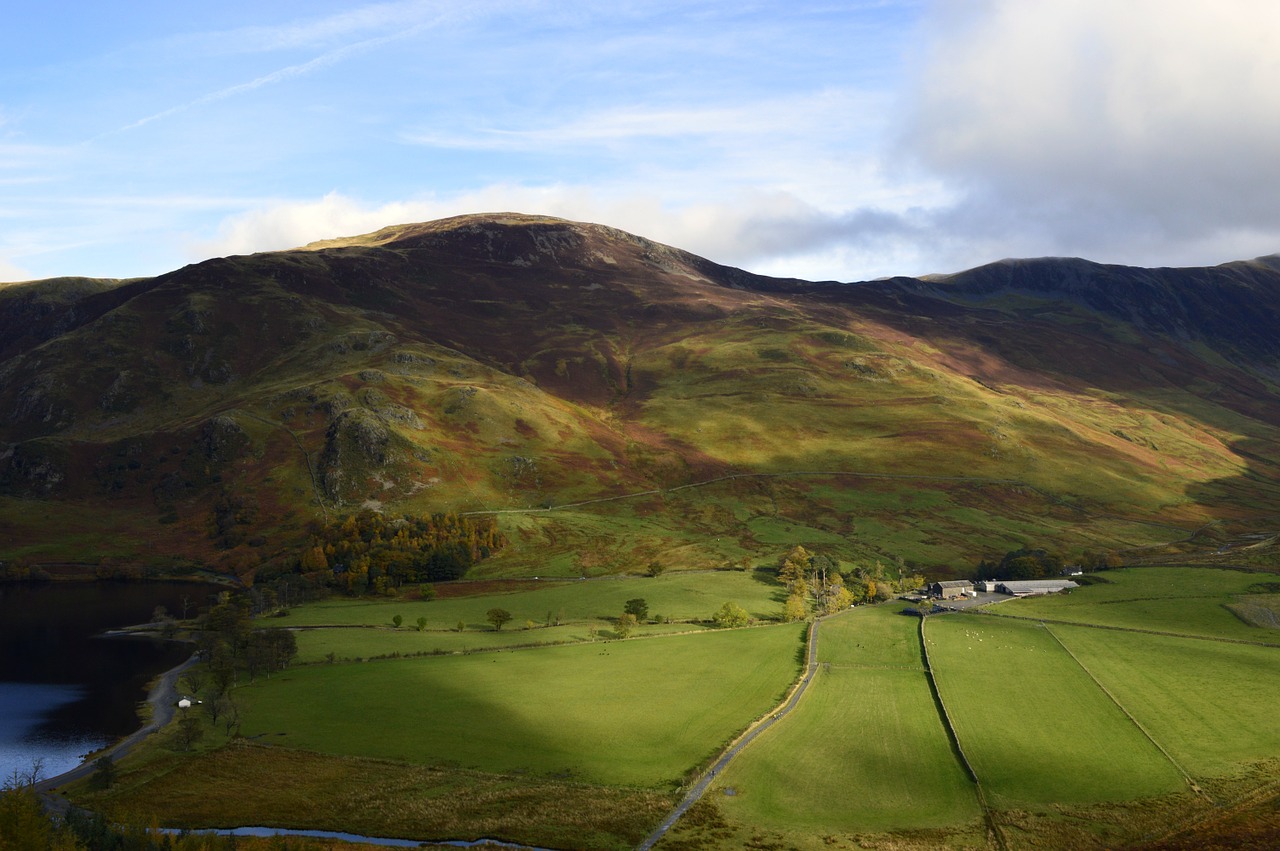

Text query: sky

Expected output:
[2,0,1279,284]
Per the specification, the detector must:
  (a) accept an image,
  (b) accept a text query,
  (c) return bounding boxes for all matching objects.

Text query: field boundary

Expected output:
[459,469,1189,537]
[1040,622,1209,801]
[919,616,1006,851]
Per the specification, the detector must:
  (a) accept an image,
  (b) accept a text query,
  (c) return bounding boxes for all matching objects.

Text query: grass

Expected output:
[814,601,925,668]
[237,624,806,788]
[994,567,1280,642]
[1052,624,1280,781]
[718,607,979,835]
[274,569,787,631]
[719,669,981,833]
[290,621,715,664]
[76,741,670,851]
[925,615,1186,806]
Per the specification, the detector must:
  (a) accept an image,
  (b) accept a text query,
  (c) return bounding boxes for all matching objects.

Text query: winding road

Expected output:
[34,652,198,814]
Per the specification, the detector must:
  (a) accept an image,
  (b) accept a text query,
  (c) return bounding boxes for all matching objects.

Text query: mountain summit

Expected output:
[2,214,1278,578]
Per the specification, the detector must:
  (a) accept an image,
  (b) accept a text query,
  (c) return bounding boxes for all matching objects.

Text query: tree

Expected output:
[615,613,637,638]
[646,560,665,577]
[416,616,428,631]
[778,546,812,596]
[0,783,81,850]
[486,608,513,631]
[783,594,807,622]
[825,585,855,614]
[712,601,750,628]
[624,598,649,621]
[89,755,116,790]
[392,614,403,629]
[175,712,204,751]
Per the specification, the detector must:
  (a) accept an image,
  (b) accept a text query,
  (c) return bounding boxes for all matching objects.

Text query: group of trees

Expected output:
[777,546,925,620]
[777,546,922,620]
[298,510,506,594]
[974,546,1121,581]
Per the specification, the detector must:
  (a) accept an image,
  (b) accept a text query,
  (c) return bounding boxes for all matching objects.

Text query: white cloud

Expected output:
[902,0,1280,264]
[193,186,933,281]
[0,256,33,284]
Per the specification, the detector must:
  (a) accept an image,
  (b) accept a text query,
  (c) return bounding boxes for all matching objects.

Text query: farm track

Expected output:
[635,612,831,851]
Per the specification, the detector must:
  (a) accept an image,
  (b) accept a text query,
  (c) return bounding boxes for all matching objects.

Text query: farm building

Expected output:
[930,580,974,600]
[997,579,1079,596]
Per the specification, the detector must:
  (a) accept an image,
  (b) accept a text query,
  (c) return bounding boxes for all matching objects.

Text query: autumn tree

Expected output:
[615,613,637,638]
[713,601,750,628]
[778,546,812,597]
[783,594,807,622]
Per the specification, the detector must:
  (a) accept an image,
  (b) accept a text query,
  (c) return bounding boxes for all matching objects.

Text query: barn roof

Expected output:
[934,580,974,589]
[998,580,1079,592]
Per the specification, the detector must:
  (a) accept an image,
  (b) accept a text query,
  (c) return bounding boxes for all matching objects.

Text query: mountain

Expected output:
[2,213,1278,581]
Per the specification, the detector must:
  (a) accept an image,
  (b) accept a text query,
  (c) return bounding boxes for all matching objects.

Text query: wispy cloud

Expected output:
[156,0,480,56]
[108,24,441,136]
[406,91,879,151]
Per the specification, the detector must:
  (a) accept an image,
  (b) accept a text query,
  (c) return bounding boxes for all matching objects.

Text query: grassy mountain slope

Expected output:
[2,214,1278,579]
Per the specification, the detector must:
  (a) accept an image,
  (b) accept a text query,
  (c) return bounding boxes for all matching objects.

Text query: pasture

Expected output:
[994,567,1280,642]
[276,569,786,630]
[1052,624,1280,780]
[719,605,980,835]
[237,624,805,788]
[923,616,1186,805]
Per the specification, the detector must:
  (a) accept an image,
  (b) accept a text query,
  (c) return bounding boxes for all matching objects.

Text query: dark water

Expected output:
[0,581,216,784]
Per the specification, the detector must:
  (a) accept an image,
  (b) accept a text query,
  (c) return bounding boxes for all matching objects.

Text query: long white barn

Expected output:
[997,579,1079,596]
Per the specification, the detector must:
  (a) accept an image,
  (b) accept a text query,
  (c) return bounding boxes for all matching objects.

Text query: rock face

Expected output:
[0,213,1278,572]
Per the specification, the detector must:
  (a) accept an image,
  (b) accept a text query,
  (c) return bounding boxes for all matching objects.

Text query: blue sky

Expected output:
[3,1,1279,284]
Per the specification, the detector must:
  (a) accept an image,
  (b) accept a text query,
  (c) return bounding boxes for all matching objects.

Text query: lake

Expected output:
[0,581,216,785]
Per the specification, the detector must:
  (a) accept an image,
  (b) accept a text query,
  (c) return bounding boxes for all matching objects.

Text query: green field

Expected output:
[278,570,786,629]
[289,621,718,664]
[719,607,980,835]
[925,615,1186,805]
[1053,624,1280,779]
[78,566,1280,849]
[814,601,925,668]
[238,625,805,788]
[994,567,1280,642]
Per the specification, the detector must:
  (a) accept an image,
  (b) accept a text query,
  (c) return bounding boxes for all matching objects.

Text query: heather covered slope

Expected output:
[1,214,1278,578]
